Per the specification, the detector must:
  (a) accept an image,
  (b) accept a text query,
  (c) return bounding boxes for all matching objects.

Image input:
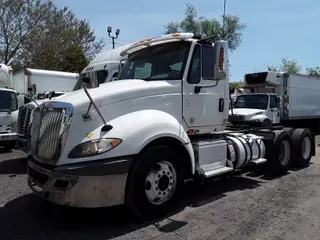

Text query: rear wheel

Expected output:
[282,127,294,136]
[291,128,313,168]
[125,145,185,219]
[265,130,292,175]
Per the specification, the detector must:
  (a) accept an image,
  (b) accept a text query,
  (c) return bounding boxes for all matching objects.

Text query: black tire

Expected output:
[282,127,294,136]
[125,145,185,219]
[291,128,313,168]
[265,130,292,175]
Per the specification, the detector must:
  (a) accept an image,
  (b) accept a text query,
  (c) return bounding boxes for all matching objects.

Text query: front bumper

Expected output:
[27,156,133,208]
[0,133,17,143]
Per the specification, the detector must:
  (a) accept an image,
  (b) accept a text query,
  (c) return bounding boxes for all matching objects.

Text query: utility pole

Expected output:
[222,0,227,37]
[107,26,120,49]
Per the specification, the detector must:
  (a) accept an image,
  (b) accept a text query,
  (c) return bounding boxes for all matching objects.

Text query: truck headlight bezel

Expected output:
[11,122,17,132]
[68,138,122,159]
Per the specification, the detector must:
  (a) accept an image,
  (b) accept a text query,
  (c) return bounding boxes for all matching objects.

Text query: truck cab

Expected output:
[230,93,281,125]
[73,44,129,91]
[0,87,18,150]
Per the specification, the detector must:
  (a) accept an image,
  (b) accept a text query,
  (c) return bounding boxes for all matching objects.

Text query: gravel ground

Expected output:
[0,138,320,240]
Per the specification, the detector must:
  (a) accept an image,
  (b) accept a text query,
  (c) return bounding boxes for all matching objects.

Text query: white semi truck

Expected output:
[14,68,78,153]
[229,71,320,132]
[16,47,128,154]
[0,64,19,151]
[27,33,315,219]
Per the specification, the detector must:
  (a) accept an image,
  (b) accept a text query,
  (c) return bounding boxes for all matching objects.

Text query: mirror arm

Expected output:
[18,93,39,106]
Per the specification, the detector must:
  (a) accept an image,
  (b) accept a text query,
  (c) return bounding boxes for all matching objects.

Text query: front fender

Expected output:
[62,109,195,173]
[250,114,268,122]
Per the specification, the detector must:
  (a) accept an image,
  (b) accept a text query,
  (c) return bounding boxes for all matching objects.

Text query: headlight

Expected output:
[68,138,122,158]
[11,122,17,132]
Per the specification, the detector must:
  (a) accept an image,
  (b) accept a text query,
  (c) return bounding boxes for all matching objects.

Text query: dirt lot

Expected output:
[0,137,320,240]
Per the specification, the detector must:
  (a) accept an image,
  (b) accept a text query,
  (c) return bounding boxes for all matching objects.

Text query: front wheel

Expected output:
[125,145,185,219]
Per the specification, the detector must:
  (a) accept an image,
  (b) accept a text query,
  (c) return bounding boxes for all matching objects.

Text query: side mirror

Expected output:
[229,86,235,95]
[28,84,36,96]
[82,77,90,84]
[213,40,228,81]
[48,91,55,99]
[118,60,126,74]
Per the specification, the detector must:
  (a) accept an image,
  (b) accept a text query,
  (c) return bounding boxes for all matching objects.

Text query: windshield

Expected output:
[234,94,269,110]
[118,41,191,81]
[0,90,18,112]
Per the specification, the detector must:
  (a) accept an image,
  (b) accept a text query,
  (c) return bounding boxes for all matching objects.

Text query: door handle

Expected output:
[219,98,224,112]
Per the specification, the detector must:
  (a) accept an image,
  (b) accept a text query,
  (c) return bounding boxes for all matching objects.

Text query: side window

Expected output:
[270,95,277,108]
[96,70,108,85]
[202,45,214,80]
[10,93,18,111]
[134,62,152,79]
[187,45,200,84]
[111,72,118,81]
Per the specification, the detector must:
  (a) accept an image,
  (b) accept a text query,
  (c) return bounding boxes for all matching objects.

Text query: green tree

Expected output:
[59,45,89,73]
[279,57,302,74]
[229,81,243,89]
[306,66,320,77]
[164,3,246,51]
[267,65,278,72]
[267,57,302,74]
[0,0,105,71]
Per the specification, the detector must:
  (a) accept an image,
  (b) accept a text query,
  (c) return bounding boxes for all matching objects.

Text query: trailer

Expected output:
[229,71,320,132]
[26,33,315,219]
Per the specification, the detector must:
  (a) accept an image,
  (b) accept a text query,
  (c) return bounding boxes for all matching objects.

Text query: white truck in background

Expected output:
[0,87,19,151]
[12,68,79,105]
[16,46,128,154]
[27,33,315,219]
[0,64,18,151]
[73,44,128,90]
[229,71,320,133]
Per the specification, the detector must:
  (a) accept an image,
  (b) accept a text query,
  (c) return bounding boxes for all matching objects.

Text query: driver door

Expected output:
[268,95,280,124]
[182,44,227,133]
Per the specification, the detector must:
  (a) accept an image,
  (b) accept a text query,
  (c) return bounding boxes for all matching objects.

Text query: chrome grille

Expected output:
[31,102,73,164]
[17,104,35,137]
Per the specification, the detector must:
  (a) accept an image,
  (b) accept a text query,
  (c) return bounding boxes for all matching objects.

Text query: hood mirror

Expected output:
[28,84,36,96]
[48,91,55,99]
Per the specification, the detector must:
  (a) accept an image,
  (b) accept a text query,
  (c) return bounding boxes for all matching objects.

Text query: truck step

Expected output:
[200,165,234,178]
[252,158,267,165]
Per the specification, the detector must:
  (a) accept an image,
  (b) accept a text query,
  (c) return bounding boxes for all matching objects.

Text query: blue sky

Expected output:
[55,0,320,82]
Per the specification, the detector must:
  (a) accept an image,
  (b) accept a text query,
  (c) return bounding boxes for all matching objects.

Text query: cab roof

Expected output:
[120,33,196,57]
